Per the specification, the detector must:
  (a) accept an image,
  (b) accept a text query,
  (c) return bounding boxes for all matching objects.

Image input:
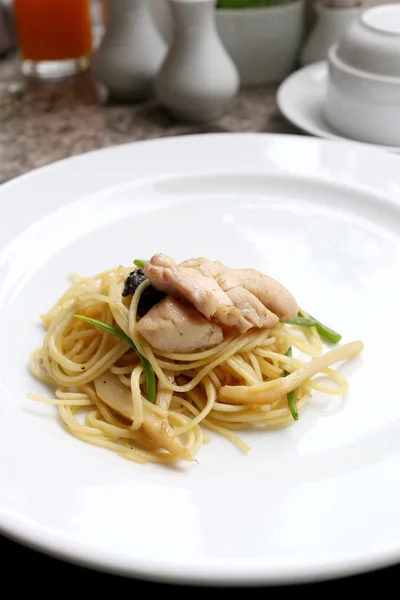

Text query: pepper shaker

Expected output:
[155,0,240,123]
[92,0,167,101]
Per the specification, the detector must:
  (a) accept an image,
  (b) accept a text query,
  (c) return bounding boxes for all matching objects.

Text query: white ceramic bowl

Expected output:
[323,4,400,146]
[215,2,304,87]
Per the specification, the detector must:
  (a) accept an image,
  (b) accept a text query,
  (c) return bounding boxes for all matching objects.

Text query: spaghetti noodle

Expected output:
[29,263,364,465]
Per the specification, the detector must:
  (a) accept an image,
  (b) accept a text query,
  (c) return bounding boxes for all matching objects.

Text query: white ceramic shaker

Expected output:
[155,0,240,123]
[300,1,364,66]
[92,0,167,101]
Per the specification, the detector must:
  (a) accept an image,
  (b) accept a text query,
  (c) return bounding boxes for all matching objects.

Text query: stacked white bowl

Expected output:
[323,4,400,147]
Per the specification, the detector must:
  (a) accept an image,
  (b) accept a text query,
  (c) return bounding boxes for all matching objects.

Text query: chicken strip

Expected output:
[179,257,227,278]
[179,257,286,326]
[136,295,224,353]
[224,287,279,329]
[217,269,298,321]
[145,254,254,333]
[145,253,297,332]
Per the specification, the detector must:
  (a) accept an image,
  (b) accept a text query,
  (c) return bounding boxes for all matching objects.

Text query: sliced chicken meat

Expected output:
[223,286,279,329]
[179,257,289,325]
[136,295,224,353]
[179,257,227,279]
[144,253,298,334]
[216,269,298,321]
[145,254,254,333]
[180,257,297,321]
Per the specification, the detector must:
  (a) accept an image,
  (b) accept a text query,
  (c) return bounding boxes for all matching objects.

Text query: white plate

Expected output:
[277,61,400,154]
[1,133,400,585]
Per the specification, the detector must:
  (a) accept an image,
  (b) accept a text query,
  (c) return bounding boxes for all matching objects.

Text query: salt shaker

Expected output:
[300,1,363,66]
[92,0,167,101]
[155,0,240,123]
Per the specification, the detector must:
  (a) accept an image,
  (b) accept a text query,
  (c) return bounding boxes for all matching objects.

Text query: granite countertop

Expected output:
[0,54,300,182]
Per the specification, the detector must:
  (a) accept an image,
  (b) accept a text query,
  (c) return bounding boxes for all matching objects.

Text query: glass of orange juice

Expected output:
[13,0,93,80]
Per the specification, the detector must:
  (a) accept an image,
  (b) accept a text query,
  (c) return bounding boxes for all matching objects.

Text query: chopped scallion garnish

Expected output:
[284,347,298,421]
[74,315,156,403]
[285,311,342,344]
[133,259,146,268]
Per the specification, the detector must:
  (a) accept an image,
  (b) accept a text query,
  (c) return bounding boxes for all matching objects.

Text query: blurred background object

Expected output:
[149,0,173,44]
[150,0,397,87]
[0,0,16,56]
[13,0,94,79]
[215,0,304,86]
[150,0,305,88]
[92,0,167,101]
[91,0,107,48]
[300,0,364,66]
[155,0,239,122]
[0,0,397,174]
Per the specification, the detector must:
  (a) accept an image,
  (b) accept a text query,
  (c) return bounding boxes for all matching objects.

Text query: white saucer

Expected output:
[277,61,400,155]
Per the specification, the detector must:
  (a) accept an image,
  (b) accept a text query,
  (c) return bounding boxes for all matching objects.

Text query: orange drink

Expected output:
[13,0,93,79]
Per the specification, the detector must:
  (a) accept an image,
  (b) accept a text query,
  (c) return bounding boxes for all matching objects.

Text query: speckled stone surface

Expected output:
[0,54,301,181]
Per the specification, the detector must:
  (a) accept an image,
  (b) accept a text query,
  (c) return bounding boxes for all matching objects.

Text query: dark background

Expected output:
[1,532,398,591]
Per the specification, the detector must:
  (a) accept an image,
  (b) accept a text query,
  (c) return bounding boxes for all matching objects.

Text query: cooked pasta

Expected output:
[29,258,364,465]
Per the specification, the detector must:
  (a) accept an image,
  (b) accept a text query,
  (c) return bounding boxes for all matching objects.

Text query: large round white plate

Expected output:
[1,133,400,586]
[277,61,400,154]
